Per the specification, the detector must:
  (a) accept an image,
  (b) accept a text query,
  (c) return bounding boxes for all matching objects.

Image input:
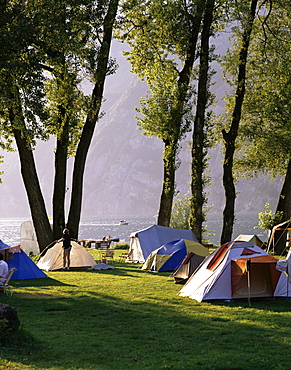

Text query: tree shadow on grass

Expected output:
[3,291,291,370]
[72,263,150,278]
[11,277,76,288]
[211,296,291,313]
[93,262,175,277]
[0,326,36,354]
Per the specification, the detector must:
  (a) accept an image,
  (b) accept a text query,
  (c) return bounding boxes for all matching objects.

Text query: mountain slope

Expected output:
[0,42,282,218]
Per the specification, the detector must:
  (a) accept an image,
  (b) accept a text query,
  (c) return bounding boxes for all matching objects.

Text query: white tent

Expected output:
[235,234,264,248]
[37,241,97,271]
[20,220,53,256]
[20,220,40,255]
[127,225,198,263]
[179,241,291,302]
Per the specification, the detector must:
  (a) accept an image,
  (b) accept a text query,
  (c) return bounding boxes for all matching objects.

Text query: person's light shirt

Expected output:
[0,260,8,284]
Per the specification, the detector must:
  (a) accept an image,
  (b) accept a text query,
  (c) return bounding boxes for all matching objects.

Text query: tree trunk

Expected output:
[9,104,53,252]
[220,0,258,245]
[274,157,291,254]
[67,0,119,239]
[157,141,177,227]
[51,41,70,241]
[190,0,214,242]
[13,129,53,251]
[157,3,205,227]
[8,83,52,251]
[52,129,68,240]
[221,129,236,244]
[276,157,291,221]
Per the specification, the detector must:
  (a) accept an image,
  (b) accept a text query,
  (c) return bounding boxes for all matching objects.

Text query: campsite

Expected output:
[1,244,291,370]
[3,1,291,368]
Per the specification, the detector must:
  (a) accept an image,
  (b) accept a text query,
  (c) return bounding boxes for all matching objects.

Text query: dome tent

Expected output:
[142,239,208,272]
[127,225,198,263]
[180,241,291,302]
[0,241,47,280]
[37,240,97,271]
[173,250,208,284]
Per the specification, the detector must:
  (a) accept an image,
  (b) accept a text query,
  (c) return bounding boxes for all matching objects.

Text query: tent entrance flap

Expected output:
[231,261,281,299]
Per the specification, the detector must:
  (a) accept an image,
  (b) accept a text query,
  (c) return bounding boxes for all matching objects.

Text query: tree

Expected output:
[119,0,206,227]
[219,0,258,244]
[0,0,119,250]
[0,0,53,249]
[189,0,215,242]
[67,0,119,239]
[230,1,291,251]
[237,1,291,222]
[32,0,91,240]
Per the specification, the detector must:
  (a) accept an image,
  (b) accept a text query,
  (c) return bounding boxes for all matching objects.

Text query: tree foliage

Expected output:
[0,0,119,249]
[119,0,210,228]
[229,1,291,234]
[232,2,291,172]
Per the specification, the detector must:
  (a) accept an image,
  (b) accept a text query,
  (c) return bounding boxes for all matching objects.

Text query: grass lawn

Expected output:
[1,249,291,370]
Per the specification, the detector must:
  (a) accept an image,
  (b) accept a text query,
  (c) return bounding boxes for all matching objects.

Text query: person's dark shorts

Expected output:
[64,247,72,252]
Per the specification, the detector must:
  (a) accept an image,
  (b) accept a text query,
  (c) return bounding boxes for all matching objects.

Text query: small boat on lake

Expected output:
[119,220,129,225]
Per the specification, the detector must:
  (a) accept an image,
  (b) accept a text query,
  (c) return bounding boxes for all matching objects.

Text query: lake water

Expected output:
[0,213,266,247]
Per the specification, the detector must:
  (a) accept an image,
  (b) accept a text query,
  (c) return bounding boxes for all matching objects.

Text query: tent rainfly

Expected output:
[179,241,291,302]
[142,239,208,273]
[37,241,97,271]
[127,225,198,263]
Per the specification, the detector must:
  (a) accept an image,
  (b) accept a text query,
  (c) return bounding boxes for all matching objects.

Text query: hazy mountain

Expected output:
[0,41,282,219]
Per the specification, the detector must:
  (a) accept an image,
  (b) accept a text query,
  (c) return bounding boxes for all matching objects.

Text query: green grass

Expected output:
[1,248,291,369]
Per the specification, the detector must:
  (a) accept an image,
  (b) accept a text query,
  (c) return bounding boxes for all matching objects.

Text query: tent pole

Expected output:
[287,266,289,300]
[247,259,251,307]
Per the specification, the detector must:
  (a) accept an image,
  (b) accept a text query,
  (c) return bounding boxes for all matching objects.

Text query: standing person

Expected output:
[0,253,8,284]
[62,228,72,270]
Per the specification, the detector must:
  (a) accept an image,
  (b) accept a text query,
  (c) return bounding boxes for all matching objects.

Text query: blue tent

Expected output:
[128,225,198,263]
[142,239,208,272]
[0,240,46,280]
[8,250,47,280]
[0,240,11,250]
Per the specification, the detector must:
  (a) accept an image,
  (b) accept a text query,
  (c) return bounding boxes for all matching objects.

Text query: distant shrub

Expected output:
[170,192,191,230]
[257,203,283,232]
[113,243,129,250]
